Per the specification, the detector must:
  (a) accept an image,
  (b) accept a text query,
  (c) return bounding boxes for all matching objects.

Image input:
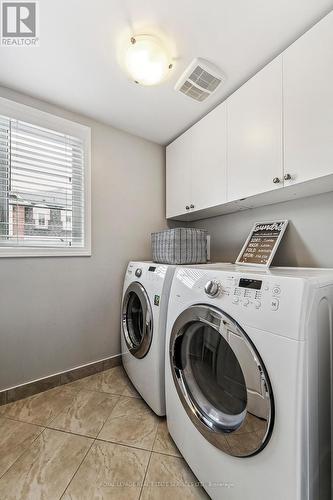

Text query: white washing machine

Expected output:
[121,261,176,415]
[165,264,333,500]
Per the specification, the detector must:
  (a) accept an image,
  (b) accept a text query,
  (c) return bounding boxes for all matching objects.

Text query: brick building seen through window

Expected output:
[10,192,72,243]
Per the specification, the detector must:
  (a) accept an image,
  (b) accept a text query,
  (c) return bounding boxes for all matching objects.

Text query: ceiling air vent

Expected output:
[175,58,225,102]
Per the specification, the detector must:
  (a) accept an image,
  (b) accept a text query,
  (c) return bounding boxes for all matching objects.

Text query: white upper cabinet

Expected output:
[166,129,192,218]
[166,12,333,221]
[283,12,333,186]
[190,103,227,212]
[227,57,283,201]
[166,103,227,218]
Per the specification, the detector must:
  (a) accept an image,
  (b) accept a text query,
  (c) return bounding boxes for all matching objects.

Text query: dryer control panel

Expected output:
[231,277,280,311]
[202,274,288,315]
[174,267,308,340]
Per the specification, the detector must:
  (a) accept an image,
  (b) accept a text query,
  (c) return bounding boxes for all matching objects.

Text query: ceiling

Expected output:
[0,0,332,145]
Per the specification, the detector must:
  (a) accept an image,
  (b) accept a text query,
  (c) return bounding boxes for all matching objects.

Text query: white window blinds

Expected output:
[0,114,85,249]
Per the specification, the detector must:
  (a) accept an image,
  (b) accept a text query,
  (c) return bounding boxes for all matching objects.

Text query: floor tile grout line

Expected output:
[45,425,98,441]
[138,414,159,498]
[43,394,81,430]
[0,385,140,430]
[138,450,153,500]
[0,414,46,428]
[0,412,172,456]
[94,393,160,452]
[150,449,183,459]
[0,414,97,442]
[62,385,141,399]
[47,395,122,442]
[90,436,156,454]
[0,425,47,481]
[1,414,162,454]
[94,394,123,442]
[59,436,97,500]
[150,418,160,454]
[1,412,180,458]
[42,385,123,430]
[151,420,183,459]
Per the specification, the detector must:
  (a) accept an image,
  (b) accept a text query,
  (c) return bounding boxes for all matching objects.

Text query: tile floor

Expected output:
[0,365,209,499]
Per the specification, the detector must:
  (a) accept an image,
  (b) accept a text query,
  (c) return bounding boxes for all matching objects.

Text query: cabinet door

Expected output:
[283,12,333,185]
[227,57,283,201]
[166,130,192,218]
[190,103,227,212]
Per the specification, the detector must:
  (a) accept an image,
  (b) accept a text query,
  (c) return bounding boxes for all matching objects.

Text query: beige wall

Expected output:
[192,191,333,268]
[0,86,167,391]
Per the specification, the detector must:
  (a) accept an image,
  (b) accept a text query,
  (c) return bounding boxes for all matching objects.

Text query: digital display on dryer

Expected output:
[148,266,156,272]
[239,278,262,290]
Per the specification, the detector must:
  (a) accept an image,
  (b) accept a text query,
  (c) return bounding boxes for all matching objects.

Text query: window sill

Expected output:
[0,248,92,258]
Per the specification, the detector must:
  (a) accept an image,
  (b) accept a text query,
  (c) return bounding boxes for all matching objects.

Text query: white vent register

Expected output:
[175,58,225,102]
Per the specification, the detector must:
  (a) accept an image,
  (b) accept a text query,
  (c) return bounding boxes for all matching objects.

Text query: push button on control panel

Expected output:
[272,286,281,295]
[271,298,279,311]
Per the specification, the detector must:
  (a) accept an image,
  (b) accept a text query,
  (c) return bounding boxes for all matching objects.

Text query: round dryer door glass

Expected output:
[170,305,274,457]
[122,282,153,359]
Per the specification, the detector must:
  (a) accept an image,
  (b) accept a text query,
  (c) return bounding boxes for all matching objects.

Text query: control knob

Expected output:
[135,268,142,278]
[204,280,221,297]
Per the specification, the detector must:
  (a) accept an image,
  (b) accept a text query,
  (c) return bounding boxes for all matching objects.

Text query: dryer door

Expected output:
[170,304,274,457]
[122,282,153,359]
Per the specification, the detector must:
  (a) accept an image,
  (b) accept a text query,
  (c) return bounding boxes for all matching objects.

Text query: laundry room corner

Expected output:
[0,85,168,392]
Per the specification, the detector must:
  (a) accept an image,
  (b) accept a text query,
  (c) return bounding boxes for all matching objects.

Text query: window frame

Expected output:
[0,97,91,257]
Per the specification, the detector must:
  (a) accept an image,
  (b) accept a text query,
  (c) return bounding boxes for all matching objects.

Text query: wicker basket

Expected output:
[151,228,208,265]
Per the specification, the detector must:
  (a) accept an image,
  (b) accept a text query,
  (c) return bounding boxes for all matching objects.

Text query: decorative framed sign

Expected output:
[236,220,288,268]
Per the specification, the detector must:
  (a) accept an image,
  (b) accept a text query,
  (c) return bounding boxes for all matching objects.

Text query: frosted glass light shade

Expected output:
[124,34,172,86]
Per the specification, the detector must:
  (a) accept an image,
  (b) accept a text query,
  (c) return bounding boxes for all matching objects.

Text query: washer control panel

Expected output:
[202,275,283,312]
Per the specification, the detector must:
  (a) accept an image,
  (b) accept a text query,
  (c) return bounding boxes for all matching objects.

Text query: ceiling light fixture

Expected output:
[124,34,173,86]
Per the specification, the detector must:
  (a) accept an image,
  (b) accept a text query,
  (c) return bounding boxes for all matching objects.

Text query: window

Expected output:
[61,211,72,231]
[33,208,50,229]
[38,215,46,227]
[0,97,91,256]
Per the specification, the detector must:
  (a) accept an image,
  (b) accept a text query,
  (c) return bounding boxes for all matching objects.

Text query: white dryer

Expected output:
[165,264,333,500]
[121,261,176,415]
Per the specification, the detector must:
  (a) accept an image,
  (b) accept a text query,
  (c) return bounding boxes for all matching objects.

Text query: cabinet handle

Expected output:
[284,173,292,181]
[190,204,195,209]
[272,177,281,184]
[185,205,190,210]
